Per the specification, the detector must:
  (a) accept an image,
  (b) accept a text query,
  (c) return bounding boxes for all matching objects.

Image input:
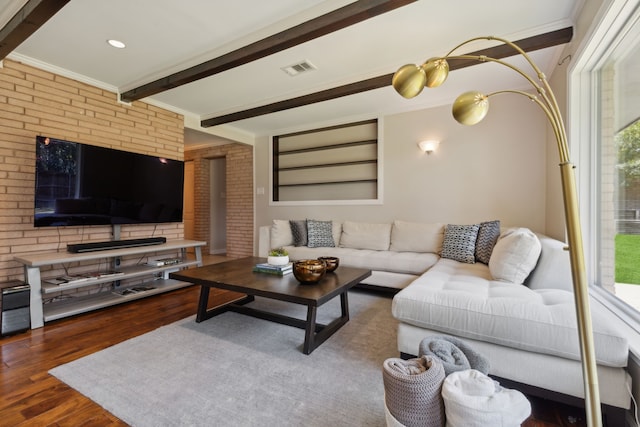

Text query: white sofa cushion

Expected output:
[339,220,391,250]
[489,227,541,284]
[389,221,444,253]
[392,259,629,367]
[525,234,572,291]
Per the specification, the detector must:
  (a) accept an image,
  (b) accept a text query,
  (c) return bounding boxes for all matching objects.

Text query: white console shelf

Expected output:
[14,239,206,328]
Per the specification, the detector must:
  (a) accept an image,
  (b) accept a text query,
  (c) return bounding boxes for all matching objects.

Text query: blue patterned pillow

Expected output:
[289,220,308,246]
[441,224,480,263]
[475,220,501,264]
[307,219,335,248]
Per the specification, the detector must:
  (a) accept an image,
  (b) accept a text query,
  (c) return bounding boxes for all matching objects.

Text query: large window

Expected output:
[586,1,640,319]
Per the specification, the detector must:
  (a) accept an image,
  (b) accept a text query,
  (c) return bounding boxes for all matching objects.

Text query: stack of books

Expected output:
[252,262,293,276]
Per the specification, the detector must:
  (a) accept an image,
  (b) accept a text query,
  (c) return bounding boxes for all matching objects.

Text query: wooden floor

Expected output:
[0,256,590,426]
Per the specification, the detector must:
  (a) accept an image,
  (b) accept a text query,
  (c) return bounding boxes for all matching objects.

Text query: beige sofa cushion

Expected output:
[389,221,444,253]
[339,221,392,250]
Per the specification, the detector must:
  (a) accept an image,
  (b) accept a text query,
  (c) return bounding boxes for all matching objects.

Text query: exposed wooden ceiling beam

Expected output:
[201,26,573,128]
[0,0,69,60]
[120,0,417,102]
[202,75,392,128]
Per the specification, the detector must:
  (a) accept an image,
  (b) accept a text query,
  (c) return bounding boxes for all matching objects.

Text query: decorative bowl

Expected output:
[293,259,326,284]
[318,256,339,272]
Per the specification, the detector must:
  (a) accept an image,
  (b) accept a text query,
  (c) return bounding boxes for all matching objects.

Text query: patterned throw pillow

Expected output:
[307,219,335,248]
[475,220,501,264]
[441,224,480,263]
[289,219,308,246]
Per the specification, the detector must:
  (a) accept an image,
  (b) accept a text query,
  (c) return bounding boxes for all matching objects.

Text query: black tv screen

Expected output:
[34,136,185,227]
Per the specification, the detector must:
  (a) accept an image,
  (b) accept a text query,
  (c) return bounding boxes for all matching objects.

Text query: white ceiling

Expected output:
[1,0,582,146]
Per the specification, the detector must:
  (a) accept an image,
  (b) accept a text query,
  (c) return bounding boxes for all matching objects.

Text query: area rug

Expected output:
[50,290,398,426]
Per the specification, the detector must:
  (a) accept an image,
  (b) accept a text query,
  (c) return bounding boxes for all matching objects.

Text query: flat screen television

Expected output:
[34,136,185,227]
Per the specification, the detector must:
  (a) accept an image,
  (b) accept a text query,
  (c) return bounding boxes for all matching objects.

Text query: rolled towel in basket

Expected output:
[419,335,490,376]
[442,369,531,427]
[382,356,445,427]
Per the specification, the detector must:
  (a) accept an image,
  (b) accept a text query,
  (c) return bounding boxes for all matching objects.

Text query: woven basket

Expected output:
[382,356,445,427]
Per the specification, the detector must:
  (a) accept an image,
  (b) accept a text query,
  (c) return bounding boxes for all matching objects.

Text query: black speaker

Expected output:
[67,236,167,253]
[1,281,30,336]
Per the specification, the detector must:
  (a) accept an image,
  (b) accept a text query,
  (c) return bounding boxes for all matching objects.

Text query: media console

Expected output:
[14,239,206,328]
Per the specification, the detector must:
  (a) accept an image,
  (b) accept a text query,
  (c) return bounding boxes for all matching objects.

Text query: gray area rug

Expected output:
[50,290,398,427]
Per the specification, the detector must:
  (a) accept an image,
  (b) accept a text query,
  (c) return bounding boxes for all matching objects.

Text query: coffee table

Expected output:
[169,257,371,354]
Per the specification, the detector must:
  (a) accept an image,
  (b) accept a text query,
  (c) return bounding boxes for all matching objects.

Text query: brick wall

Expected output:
[185,144,253,258]
[0,59,184,283]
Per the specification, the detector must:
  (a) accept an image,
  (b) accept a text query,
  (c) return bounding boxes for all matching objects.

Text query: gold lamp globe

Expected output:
[392,64,426,98]
[452,91,490,125]
[422,57,450,88]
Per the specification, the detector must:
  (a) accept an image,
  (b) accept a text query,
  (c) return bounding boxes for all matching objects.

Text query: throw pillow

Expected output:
[289,220,308,246]
[339,221,392,250]
[489,227,542,284]
[307,219,335,248]
[270,219,294,249]
[440,224,480,264]
[475,220,501,264]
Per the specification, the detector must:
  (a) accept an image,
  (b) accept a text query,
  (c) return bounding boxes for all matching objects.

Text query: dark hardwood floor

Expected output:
[0,257,590,426]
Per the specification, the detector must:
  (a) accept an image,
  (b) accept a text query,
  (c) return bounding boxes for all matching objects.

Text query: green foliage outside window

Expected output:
[616,119,640,187]
[615,119,640,286]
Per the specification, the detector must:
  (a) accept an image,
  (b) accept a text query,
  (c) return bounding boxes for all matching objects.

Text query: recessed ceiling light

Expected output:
[107,39,126,49]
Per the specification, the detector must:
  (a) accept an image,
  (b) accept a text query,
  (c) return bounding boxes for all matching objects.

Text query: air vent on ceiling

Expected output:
[281,60,317,77]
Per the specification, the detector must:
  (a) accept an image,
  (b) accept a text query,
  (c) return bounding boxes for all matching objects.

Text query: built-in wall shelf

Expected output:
[272,119,379,202]
[14,239,206,328]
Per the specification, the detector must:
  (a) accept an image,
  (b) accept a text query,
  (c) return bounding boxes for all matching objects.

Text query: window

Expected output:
[271,119,381,204]
[579,0,640,321]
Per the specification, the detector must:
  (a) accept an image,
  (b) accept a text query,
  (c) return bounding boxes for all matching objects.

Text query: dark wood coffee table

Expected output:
[169,257,371,354]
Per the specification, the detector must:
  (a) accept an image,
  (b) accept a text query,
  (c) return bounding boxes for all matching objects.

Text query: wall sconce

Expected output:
[418,140,439,154]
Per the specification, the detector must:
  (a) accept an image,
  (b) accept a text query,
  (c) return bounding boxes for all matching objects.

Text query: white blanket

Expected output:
[441,370,531,427]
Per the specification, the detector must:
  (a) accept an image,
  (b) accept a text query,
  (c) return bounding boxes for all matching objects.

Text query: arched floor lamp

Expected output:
[391,36,601,427]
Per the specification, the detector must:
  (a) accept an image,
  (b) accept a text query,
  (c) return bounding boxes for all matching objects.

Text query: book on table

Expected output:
[253,262,293,275]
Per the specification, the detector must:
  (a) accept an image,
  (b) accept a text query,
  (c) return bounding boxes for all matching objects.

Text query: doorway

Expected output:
[209,157,227,254]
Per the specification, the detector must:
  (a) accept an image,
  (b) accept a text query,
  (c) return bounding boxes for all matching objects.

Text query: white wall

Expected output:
[255,95,553,239]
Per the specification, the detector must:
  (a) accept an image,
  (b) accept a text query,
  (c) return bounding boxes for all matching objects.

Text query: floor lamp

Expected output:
[391,36,602,427]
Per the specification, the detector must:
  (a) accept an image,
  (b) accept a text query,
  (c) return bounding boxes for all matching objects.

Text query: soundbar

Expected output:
[67,237,167,253]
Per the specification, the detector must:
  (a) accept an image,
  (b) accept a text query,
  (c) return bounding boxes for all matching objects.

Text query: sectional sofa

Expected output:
[258,219,631,423]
